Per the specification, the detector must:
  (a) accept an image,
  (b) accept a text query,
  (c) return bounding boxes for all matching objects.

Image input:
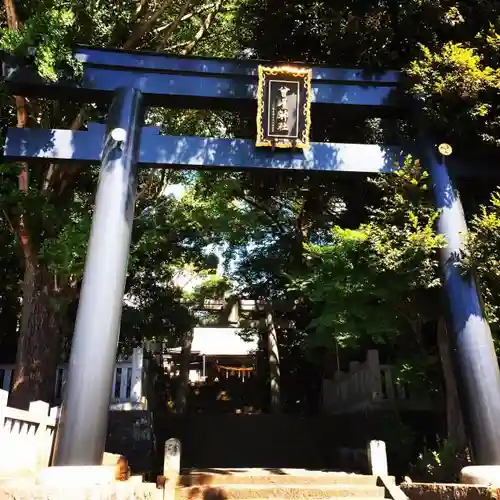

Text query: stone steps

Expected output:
[180,469,390,486]
[177,469,390,500]
[0,483,160,500]
[179,486,385,499]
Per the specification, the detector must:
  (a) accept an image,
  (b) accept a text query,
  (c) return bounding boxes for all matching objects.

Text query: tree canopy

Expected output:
[0,0,249,407]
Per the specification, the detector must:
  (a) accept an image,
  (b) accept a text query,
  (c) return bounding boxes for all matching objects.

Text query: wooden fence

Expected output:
[0,389,60,476]
[322,350,433,413]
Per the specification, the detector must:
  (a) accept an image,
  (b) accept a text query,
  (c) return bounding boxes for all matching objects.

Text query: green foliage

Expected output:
[408,42,500,144]
[189,275,232,302]
[467,190,500,340]
[291,158,444,354]
[2,0,500,426]
[410,43,500,103]
[237,1,500,147]
[0,0,251,378]
[0,5,81,81]
[410,439,472,482]
[1,0,244,82]
[39,196,92,280]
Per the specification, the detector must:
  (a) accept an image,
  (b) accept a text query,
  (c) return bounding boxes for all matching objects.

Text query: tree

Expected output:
[174,272,231,414]
[180,167,354,412]
[0,187,21,363]
[0,0,248,407]
[467,190,500,341]
[288,158,471,448]
[228,0,500,438]
[293,159,443,349]
[236,0,500,150]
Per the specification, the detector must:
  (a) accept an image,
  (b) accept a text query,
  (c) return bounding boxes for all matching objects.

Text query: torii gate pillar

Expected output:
[52,87,144,465]
[425,144,500,465]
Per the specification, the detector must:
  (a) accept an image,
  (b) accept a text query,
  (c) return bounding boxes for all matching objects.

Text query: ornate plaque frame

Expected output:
[256,65,312,149]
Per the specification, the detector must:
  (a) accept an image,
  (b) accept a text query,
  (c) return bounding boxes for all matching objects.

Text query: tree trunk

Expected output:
[0,295,20,363]
[175,328,193,414]
[437,316,467,451]
[9,258,60,409]
[266,309,281,414]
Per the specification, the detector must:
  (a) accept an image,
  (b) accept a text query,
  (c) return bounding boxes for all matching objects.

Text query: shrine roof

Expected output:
[167,328,258,357]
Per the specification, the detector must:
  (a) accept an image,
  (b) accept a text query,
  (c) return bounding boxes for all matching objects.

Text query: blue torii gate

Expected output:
[2,46,500,467]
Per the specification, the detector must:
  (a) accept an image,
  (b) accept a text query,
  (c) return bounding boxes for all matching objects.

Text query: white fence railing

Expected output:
[322,349,432,414]
[0,346,159,478]
[0,388,60,476]
[0,347,145,406]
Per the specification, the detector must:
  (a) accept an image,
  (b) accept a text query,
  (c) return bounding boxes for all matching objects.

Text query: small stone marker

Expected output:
[367,440,388,476]
[163,438,181,500]
[164,438,181,477]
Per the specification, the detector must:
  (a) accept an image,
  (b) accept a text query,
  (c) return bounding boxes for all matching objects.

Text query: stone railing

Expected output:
[0,347,145,409]
[0,389,59,476]
[322,350,432,414]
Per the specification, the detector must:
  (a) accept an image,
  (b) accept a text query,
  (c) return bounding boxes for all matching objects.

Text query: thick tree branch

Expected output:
[70,108,88,131]
[3,0,36,261]
[155,2,217,34]
[134,0,149,19]
[14,96,27,128]
[181,1,222,55]
[4,1,28,183]
[157,0,197,50]
[1,206,37,263]
[15,96,29,192]
[295,198,309,242]
[3,0,20,29]
[163,40,192,51]
[137,170,166,202]
[1,207,16,238]
[241,195,287,235]
[123,0,177,50]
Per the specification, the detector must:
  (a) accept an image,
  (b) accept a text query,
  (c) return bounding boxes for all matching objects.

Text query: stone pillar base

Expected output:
[461,466,500,486]
[38,466,117,486]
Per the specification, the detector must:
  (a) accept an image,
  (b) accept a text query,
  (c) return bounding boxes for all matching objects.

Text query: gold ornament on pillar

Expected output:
[438,143,453,156]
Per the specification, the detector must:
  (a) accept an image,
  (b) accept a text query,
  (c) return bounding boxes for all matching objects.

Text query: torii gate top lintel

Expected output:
[3,45,401,106]
[2,46,493,176]
[74,44,401,80]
